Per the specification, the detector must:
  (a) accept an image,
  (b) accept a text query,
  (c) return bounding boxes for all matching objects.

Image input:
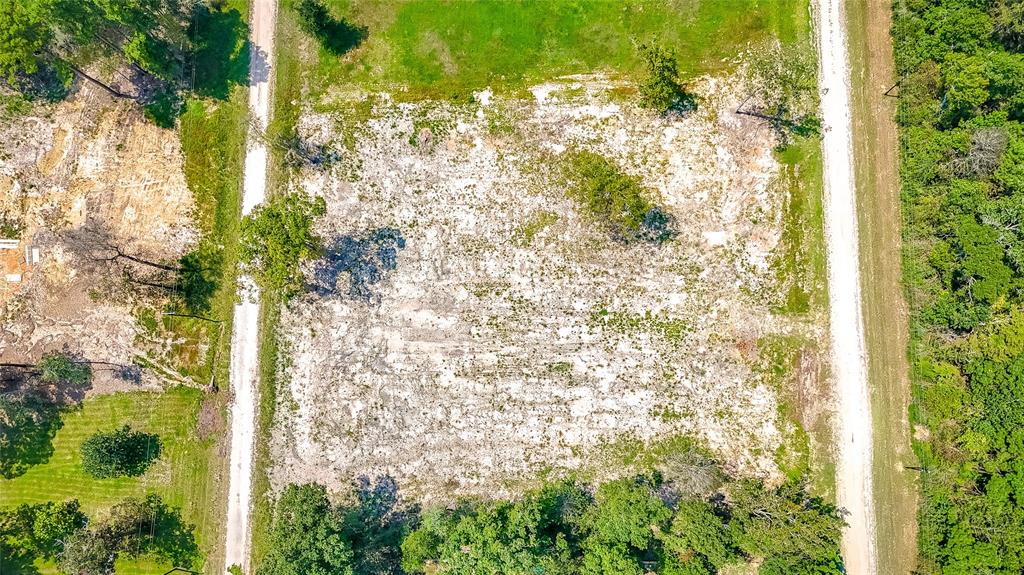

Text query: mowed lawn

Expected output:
[0,388,218,574]
[309,0,810,97]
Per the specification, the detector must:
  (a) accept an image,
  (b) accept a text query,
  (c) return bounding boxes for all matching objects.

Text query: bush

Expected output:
[637,44,695,114]
[79,425,161,479]
[38,352,91,387]
[564,150,675,244]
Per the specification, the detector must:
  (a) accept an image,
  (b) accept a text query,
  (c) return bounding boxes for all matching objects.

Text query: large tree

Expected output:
[240,193,327,297]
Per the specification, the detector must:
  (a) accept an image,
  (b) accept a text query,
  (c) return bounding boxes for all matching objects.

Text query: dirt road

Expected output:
[814,0,878,572]
[223,0,276,572]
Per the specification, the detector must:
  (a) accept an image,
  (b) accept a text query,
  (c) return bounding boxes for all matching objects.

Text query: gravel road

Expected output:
[815,0,878,572]
[223,0,276,572]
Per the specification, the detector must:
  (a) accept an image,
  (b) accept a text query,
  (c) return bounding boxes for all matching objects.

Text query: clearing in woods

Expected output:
[259,0,835,536]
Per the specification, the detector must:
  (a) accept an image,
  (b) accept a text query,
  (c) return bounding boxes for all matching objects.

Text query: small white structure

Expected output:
[25,246,40,265]
[5,273,21,283]
[0,239,18,250]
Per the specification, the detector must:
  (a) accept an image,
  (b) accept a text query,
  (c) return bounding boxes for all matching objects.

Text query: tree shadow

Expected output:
[190,4,251,100]
[149,500,200,567]
[0,396,63,479]
[343,475,419,575]
[175,248,222,315]
[99,495,199,567]
[298,0,369,56]
[308,229,405,301]
[0,543,42,575]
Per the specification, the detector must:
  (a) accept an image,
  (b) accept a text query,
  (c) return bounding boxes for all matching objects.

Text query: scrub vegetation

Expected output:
[893,0,1024,572]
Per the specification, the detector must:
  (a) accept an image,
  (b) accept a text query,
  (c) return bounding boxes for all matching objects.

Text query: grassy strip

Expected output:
[844,2,918,574]
[248,3,304,568]
[307,0,808,100]
[0,389,215,574]
[248,297,282,569]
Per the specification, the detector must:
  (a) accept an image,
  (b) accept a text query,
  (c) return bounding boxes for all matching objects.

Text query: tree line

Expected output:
[257,463,844,575]
[0,494,198,574]
[893,0,1024,572]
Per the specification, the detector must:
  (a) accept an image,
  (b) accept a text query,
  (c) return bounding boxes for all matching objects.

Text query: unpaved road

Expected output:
[223,0,276,572]
[815,0,878,572]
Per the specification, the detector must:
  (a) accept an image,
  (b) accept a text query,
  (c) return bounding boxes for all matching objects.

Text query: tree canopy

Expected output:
[240,193,327,297]
[79,425,161,479]
[260,471,843,575]
[894,0,1024,571]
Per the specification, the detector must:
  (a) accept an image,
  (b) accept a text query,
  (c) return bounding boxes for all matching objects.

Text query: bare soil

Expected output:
[0,84,197,393]
[269,74,827,502]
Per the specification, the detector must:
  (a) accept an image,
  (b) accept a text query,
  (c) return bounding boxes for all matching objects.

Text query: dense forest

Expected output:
[892,0,1024,572]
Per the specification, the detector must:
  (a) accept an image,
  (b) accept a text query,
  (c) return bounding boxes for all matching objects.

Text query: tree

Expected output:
[32,500,88,557]
[637,44,694,114]
[728,480,844,570]
[38,352,92,387]
[659,500,736,569]
[240,193,327,297]
[79,425,161,479]
[258,483,354,575]
[58,528,116,575]
[0,0,50,83]
[942,54,990,124]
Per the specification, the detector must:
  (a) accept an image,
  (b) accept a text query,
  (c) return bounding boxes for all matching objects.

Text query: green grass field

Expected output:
[0,388,217,574]
[302,0,808,99]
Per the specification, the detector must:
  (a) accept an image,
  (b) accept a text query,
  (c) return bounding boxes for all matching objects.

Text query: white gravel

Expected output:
[815,0,878,572]
[223,0,276,572]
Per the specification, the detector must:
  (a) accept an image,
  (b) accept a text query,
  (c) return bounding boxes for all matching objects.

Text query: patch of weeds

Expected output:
[408,106,456,148]
[513,210,558,246]
[0,93,31,119]
[546,361,572,374]
[653,405,692,422]
[0,209,24,239]
[563,150,676,244]
[589,307,689,344]
[137,307,160,335]
[485,108,517,136]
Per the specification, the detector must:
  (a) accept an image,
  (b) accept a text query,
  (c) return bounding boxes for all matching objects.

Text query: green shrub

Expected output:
[564,151,675,244]
[637,44,695,114]
[79,425,161,479]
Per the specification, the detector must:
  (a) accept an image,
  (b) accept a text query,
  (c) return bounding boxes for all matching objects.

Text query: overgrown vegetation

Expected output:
[240,192,327,297]
[258,468,844,575]
[892,0,1024,571]
[563,151,675,244]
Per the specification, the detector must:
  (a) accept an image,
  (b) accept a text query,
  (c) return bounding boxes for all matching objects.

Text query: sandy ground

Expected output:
[222,0,276,572]
[0,86,197,392]
[815,0,878,572]
[267,72,827,501]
